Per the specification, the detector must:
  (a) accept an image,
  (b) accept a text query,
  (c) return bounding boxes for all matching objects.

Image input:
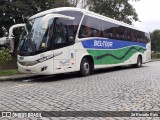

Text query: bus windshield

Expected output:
[18,17,52,55]
[18,11,83,56]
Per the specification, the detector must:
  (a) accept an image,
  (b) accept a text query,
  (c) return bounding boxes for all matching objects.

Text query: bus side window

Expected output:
[79,25,87,38]
[67,20,78,40]
[59,10,83,39]
[123,30,128,40]
[142,33,146,42]
[90,18,101,37]
[85,18,92,37]
[79,16,101,38]
[127,32,131,41]
[101,20,116,39]
[54,23,67,44]
[112,28,116,39]
[79,16,91,38]
[131,32,136,42]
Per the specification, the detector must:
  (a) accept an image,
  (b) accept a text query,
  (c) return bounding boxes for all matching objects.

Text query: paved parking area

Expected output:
[0,61,160,120]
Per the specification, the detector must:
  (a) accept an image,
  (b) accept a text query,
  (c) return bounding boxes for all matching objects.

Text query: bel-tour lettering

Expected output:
[94,40,113,48]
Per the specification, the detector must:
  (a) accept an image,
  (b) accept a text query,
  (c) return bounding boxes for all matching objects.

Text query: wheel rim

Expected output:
[83,62,90,74]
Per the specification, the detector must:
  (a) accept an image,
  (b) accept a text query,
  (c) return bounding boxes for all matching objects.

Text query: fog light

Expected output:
[41,66,47,72]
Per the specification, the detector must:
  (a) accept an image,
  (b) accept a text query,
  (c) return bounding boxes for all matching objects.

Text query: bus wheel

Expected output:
[132,56,142,68]
[80,58,91,76]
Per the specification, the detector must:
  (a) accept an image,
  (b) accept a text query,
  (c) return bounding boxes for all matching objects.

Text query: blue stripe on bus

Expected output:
[81,38,146,49]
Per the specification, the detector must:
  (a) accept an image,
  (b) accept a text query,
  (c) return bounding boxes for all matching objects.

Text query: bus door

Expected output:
[53,47,70,74]
[52,18,75,74]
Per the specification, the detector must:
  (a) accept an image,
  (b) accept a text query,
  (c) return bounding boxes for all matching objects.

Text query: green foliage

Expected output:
[0,0,73,57]
[0,0,140,36]
[87,0,139,24]
[150,30,160,51]
[0,48,12,65]
[0,0,72,37]
[0,0,140,56]
[0,69,19,76]
[151,52,160,59]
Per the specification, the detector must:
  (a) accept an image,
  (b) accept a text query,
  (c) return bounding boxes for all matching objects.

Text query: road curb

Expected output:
[0,60,160,81]
[0,74,38,81]
[150,59,160,62]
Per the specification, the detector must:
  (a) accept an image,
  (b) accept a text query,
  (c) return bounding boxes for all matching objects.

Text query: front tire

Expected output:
[80,58,91,77]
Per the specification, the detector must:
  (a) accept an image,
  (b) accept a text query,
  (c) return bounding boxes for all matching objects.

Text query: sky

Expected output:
[131,0,160,32]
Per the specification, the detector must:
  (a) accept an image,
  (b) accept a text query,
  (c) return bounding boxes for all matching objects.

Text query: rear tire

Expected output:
[80,58,91,77]
[132,56,142,68]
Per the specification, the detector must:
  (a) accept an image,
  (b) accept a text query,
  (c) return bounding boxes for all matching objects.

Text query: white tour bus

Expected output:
[17,7,151,76]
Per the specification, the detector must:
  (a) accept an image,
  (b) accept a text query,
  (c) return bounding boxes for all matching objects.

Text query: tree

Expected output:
[0,0,140,36]
[86,0,139,24]
[69,0,80,7]
[0,0,140,54]
[0,0,72,37]
[150,30,160,51]
[69,0,87,8]
[0,48,12,65]
[0,0,73,57]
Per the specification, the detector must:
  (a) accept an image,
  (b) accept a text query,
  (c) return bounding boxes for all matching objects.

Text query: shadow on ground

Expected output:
[12,65,148,83]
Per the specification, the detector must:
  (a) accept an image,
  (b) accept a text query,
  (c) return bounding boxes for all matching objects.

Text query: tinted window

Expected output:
[101,20,150,43]
[101,21,115,39]
[54,19,68,44]
[58,11,83,37]
[79,15,150,43]
[79,15,102,38]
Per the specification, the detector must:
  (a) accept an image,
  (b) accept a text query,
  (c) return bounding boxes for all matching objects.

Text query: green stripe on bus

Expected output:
[87,46,145,65]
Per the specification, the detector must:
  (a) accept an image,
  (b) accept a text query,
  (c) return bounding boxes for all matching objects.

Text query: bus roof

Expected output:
[29,7,85,20]
[29,7,148,33]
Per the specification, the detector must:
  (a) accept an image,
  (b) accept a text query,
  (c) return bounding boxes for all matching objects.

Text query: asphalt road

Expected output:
[0,61,160,120]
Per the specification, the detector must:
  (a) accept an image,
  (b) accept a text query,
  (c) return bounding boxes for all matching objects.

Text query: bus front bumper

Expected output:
[17,62,53,75]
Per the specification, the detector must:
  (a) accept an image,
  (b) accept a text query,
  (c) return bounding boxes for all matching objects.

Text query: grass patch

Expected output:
[0,69,20,76]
